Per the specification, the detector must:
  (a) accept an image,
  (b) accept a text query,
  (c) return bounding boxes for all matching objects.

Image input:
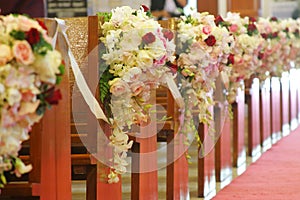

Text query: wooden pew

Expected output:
[289,68,298,131]
[245,78,261,160]
[1,18,72,200]
[232,82,246,174]
[270,77,282,144]
[214,77,232,188]
[280,72,290,136]
[197,101,217,199]
[259,78,272,152]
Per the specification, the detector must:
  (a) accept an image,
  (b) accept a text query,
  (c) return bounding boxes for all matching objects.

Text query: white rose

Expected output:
[0,44,13,65]
[7,88,22,106]
[33,50,61,84]
[122,67,142,82]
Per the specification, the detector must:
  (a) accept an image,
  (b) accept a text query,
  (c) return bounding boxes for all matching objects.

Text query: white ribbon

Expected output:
[166,75,184,109]
[53,18,109,123]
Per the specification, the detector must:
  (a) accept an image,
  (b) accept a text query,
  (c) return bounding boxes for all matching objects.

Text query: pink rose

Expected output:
[13,40,34,65]
[130,81,145,96]
[229,24,238,33]
[202,26,212,35]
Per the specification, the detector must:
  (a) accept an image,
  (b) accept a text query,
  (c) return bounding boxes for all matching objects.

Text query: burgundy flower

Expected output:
[272,32,278,38]
[168,62,178,74]
[261,33,268,39]
[142,32,156,44]
[249,17,257,23]
[162,29,174,41]
[26,28,40,45]
[247,23,257,32]
[45,89,62,105]
[141,4,149,12]
[227,54,234,65]
[270,17,278,22]
[214,15,224,26]
[258,51,264,60]
[204,35,216,46]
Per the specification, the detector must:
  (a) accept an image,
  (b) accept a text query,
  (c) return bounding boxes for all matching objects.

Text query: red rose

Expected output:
[204,35,216,46]
[227,54,234,65]
[261,33,268,39]
[45,89,62,105]
[141,4,149,12]
[162,29,174,41]
[26,28,40,45]
[247,23,257,32]
[249,17,256,23]
[214,15,224,26]
[270,17,278,22]
[272,32,278,38]
[142,32,156,44]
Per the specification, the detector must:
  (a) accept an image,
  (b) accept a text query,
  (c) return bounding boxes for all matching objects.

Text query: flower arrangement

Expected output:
[0,14,64,187]
[255,17,291,79]
[216,13,263,103]
[176,11,234,141]
[99,6,175,183]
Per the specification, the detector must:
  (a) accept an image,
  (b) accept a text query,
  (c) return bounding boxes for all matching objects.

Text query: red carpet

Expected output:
[213,127,300,200]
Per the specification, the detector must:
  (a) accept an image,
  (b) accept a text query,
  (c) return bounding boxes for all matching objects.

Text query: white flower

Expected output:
[109,78,131,97]
[7,88,22,106]
[33,50,61,84]
[0,44,13,65]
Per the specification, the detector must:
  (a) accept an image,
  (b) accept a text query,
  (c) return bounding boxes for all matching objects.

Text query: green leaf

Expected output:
[97,12,112,22]
[10,30,25,40]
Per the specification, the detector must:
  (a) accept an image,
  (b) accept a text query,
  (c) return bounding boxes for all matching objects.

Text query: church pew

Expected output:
[214,77,232,188]
[1,18,72,200]
[245,78,261,160]
[198,118,217,199]
[289,69,298,131]
[259,78,272,152]
[280,72,290,136]
[232,82,246,174]
[270,77,282,144]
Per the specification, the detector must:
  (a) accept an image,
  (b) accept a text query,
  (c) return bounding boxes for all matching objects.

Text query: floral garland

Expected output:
[0,14,64,187]
[99,6,175,183]
[176,11,234,145]
[215,13,263,103]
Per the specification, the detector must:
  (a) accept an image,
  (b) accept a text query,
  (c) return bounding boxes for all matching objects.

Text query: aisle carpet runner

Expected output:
[213,127,300,200]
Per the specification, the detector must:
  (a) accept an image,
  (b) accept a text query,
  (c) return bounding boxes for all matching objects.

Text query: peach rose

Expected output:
[109,78,130,97]
[12,40,34,65]
[130,81,145,96]
[0,44,13,65]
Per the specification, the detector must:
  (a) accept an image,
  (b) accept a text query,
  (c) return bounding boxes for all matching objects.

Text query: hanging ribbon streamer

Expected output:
[52,18,109,123]
[166,74,184,109]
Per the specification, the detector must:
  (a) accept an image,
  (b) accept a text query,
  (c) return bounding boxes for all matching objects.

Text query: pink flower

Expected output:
[202,26,212,35]
[142,32,156,45]
[229,24,238,33]
[12,40,34,65]
[162,29,174,41]
[130,81,145,96]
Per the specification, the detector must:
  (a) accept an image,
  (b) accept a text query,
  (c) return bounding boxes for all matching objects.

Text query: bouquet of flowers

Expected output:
[216,13,263,103]
[99,6,176,183]
[0,14,64,187]
[176,11,234,142]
